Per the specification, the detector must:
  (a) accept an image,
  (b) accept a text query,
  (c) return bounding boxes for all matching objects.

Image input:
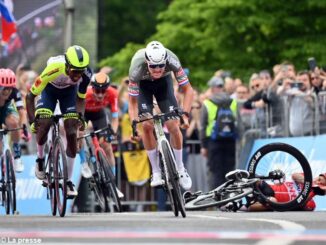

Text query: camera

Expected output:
[290,81,303,89]
[308,57,317,71]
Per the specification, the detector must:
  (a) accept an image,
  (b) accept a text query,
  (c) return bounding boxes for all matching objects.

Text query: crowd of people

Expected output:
[1,41,326,212]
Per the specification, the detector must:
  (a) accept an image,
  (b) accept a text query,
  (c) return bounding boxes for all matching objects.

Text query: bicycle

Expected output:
[41,114,68,217]
[132,108,187,218]
[0,125,27,215]
[184,142,313,212]
[77,125,122,212]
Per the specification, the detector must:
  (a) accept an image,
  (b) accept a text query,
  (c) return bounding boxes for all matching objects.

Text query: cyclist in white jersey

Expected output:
[128,41,194,190]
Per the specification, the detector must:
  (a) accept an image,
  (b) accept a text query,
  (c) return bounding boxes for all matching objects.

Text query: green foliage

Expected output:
[99,0,326,88]
[98,0,170,58]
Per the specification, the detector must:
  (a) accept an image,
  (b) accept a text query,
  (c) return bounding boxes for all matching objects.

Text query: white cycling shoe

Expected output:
[178,168,192,190]
[14,158,24,173]
[67,180,78,198]
[116,187,124,199]
[150,172,165,187]
[81,162,92,179]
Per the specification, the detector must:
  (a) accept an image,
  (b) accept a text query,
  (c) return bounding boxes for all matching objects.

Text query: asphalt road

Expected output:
[1,211,326,244]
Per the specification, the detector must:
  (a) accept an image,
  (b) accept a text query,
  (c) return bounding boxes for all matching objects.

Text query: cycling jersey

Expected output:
[128,48,189,97]
[270,182,316,211]
[30,55,92,99]
[84,87,118,118]
[0,88,24,109]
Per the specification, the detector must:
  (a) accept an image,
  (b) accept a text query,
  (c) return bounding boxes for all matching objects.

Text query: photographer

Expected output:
[286,71,314,136]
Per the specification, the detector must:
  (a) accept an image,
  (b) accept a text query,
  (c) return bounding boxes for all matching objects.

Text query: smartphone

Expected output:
[308,57,317,71]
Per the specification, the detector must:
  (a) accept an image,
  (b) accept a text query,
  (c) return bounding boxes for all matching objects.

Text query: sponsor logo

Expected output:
[47,68,60,76]
[34,78,42,87]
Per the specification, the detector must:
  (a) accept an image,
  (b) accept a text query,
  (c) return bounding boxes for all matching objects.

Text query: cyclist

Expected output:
[0,68,30,172]
[128,40,193,190]
[247,172,326,211]
[78,72,124,198]
[25,45,92,198]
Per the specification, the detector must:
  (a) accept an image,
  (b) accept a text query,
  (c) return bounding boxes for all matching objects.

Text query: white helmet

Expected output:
[145,41,167,65]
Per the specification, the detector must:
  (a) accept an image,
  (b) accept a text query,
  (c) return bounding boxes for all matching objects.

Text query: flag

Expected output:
[0,0,17,43]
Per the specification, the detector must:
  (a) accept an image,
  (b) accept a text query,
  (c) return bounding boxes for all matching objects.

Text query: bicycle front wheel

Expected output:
[88,155,109,212]
[185,180,255,210]
[1,155,9,214]
[247,142,313,211]
[53,137,68,217]
[98,151,122,212]
[161,141,186,218]
[5,150,16,214]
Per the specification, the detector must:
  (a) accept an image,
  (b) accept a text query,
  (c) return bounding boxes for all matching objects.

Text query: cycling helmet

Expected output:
[145,41,167,65]
[0,68,16,88]
[91,72,110,89]
[65,45,90,69]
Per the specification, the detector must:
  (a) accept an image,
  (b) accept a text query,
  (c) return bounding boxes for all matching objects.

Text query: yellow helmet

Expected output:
[65,45,90,69]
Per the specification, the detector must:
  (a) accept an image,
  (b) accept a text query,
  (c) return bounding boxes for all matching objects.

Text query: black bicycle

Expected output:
[0,125,27,215]
[78,125,122,212]
[132,108,187,218]
[184,143,313,212]
[42,114,68,217]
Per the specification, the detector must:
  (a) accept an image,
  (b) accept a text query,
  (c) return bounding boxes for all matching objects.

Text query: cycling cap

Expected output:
[91,72,110,89]
[0,68,16,88]
[65,45,90,69]
[145,41,167,65]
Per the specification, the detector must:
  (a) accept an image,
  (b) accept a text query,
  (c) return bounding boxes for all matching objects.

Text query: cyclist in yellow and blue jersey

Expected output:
[25,45,93,197]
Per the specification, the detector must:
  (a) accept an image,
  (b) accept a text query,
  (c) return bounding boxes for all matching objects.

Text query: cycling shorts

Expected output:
[137,73,178,115]
[36,83,78,115]
[84,109,109,139]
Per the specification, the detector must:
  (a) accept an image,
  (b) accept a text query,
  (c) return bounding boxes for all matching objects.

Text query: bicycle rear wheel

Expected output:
[98,151,122,212]
[5,150,16,214]
[185,179,255,210]
[161,141,186,218]
[46,147,57,216]
[53,137,68,217]
[247,142,313,211]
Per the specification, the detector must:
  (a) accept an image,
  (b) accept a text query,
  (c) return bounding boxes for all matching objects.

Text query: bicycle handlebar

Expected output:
[0,125,27,135]
[77,124,115,140]
[131,108,186,138]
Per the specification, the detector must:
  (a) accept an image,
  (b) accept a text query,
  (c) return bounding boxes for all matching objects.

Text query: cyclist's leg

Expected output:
[34,87,56,179]
[138,80,162,187]
[3,104,23,172]
[77,112,91,178]
[154,75,192,190]
[60,86,79,197]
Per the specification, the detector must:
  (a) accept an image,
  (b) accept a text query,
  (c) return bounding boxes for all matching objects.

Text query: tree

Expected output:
[100,0,326,88]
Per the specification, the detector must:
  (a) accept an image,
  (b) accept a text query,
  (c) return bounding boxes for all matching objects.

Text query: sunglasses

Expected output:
[251,84,260,89]
[148,64,166,69]
[94,88,107,94]
[68,66,86,75]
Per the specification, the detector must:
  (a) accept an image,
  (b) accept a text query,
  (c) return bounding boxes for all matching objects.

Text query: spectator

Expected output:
[287,71,314,136]
[200,76,237,189]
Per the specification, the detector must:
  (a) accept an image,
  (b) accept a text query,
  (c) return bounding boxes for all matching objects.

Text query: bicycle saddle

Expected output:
[225,169,250,181]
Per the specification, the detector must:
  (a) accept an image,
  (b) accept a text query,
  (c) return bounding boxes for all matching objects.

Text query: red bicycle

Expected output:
[78,125,122,212]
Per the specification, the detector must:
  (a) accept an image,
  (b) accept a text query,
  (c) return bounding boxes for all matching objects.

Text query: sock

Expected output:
[13,143,21,159]
[146,149,160,173]
[66,156,75,180]
[79,147,86,164]
[37,144,45,159]
[173,148,184,171]
[111,165,116,176]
